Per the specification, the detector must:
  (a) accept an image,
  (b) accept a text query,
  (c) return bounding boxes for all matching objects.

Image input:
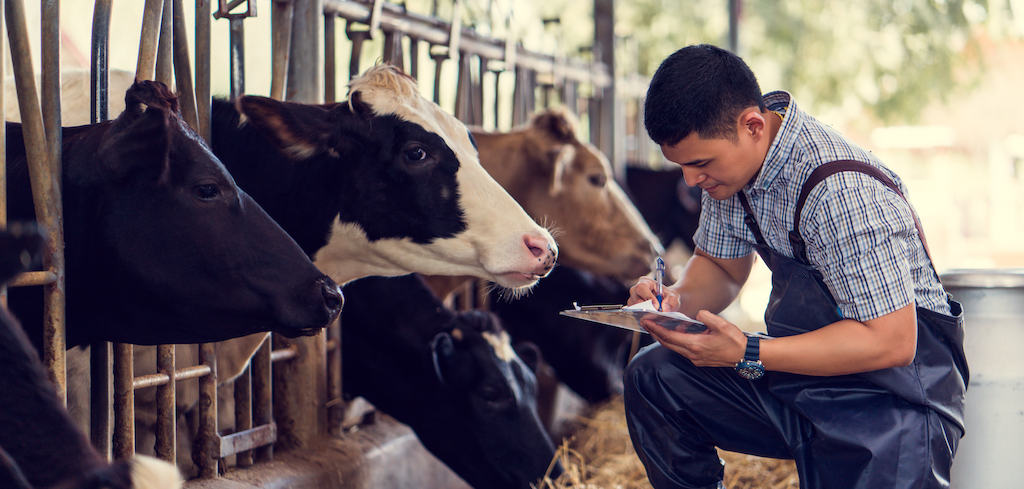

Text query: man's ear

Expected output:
[741,109,767,141]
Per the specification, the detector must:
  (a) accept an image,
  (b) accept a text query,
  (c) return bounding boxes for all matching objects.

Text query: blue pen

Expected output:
[655,257,665,311]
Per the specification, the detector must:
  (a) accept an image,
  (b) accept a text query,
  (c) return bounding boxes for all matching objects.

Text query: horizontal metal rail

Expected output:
[323,0,612,88]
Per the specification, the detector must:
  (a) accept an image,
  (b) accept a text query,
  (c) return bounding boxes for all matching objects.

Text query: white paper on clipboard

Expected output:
[559,299,708,334]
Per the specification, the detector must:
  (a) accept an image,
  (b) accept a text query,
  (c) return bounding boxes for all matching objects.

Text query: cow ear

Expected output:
[348,91,373,117]
[236,96,337,161]
[532,108,576,144]
[512,341,542,374]
[97,104,172,183]
[430,332,456,385]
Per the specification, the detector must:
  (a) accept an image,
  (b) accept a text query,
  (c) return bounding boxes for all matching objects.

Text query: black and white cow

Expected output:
[0,223,183,489]
[7,80,342,349]
[214,64,558,287]
[341,274,562,489]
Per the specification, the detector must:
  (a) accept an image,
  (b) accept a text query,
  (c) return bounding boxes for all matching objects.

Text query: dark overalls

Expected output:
[624,161,968,489]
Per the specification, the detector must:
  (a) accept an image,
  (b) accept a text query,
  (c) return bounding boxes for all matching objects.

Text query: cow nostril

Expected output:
[524,235,547,258]
[320,278,344,312]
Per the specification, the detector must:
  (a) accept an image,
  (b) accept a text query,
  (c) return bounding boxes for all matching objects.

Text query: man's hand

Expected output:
[628,277,680,312]
[641,310,747,368]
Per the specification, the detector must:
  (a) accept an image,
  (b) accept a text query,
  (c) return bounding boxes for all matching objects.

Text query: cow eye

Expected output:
[479,387,511,409]
[588,173,607,187]
[404,147,428,162]
[194,184,220,200]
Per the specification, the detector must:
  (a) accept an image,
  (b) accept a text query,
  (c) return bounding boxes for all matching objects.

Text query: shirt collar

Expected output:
[749,91,801,192]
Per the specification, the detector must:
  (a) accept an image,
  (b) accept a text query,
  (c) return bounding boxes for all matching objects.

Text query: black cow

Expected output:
[0,222,183,489]
[7,80,342,349]
[341,274,562,489]
[489,265,653,404]
[623,165,702,252]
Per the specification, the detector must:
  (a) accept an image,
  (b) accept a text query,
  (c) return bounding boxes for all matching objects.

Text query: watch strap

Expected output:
[744,335,760,362]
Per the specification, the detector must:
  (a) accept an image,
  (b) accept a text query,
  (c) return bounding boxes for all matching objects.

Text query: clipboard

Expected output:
[560,299,708,334]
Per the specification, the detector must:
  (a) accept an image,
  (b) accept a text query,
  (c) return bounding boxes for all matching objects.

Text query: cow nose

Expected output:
[524,234,549,259]
[319,276,344,318]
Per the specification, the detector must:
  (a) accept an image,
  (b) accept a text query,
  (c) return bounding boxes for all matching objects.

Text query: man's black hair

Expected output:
[644,44,766,146]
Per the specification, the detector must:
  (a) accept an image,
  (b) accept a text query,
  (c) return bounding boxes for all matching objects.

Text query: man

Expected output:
[625,44,968,489]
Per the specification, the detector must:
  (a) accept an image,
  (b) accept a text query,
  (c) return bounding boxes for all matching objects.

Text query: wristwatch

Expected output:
[735,335,764,380]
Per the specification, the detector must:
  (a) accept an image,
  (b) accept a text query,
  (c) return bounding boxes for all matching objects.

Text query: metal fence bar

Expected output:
[172,0,200,132]
[155,344,176,463]
[137,0,164,80]
[156,0,173,86]
[6,0,67,402]
[271,0,294,101]
[233,366,254,467]
[112,343,134,459]
[195,342,218,478]
[251,338,273,462]
[195,0,212,142]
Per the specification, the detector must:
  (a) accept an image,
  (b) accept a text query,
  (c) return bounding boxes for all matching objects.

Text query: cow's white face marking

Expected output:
[313,65,558,291]
[482,330,516,363]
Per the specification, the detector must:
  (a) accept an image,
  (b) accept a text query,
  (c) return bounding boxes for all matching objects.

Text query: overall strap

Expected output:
[737,191,769,247]
[790,160,933,266]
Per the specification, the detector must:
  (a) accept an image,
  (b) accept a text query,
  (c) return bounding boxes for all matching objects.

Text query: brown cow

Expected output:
[425,107,661,300]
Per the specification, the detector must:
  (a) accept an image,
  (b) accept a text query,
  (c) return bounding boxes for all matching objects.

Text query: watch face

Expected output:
[736,361,764,380]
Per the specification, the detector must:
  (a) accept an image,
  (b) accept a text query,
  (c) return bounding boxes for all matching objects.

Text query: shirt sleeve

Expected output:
[801,176,919,321]
[692,193,755,260]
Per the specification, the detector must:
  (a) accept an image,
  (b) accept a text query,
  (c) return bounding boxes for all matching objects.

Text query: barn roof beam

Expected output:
[323,0,611,88]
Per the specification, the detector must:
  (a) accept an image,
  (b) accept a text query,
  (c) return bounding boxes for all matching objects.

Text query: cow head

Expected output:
[430,311,563,489]
[233,65,557,295]
[69,81,342,345]
[473,107,661,283]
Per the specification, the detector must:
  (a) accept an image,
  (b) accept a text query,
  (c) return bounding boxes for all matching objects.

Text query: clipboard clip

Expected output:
[573,302,623,311]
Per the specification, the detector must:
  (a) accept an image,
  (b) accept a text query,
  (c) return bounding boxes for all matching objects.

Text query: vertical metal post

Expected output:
[6,0,66,402]
[593,0,616,165]
[196,0,212,142]
[112,343,134,459]
[172,0,200,132]
[408,36,420,80]
[229,17,245,99]
[271,0,294,101]
[195,342,218,478]
[346,22,369,82]
[137,0,164,80]
[272,332,327,450]
[286,0,322,103]
[91,0,113,124]
[728,0,739,53]
[88,1,113,450]
[324,12,336,102]
[155,344,176,463]
[156,0,174,86]
[233,367,253,467]
[251,338,273,462]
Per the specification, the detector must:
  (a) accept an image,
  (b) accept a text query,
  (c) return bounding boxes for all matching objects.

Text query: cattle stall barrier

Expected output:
[5,0,657,486]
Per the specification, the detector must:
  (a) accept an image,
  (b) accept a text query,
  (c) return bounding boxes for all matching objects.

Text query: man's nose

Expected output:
[681,167,705,187]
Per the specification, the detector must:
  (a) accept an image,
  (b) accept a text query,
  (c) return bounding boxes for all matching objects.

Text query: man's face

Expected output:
[660,111,768,200]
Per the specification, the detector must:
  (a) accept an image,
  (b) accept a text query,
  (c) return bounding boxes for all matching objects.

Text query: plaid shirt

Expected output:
[693,91,949,320]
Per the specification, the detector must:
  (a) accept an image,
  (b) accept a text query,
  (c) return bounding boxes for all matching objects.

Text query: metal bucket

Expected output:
[942,269,1024,488]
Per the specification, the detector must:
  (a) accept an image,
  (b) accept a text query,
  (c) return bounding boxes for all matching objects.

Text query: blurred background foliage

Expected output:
[420,0,1021,125]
